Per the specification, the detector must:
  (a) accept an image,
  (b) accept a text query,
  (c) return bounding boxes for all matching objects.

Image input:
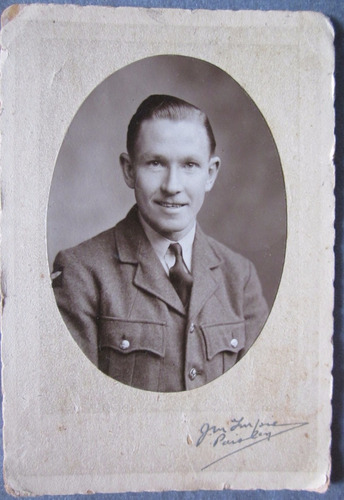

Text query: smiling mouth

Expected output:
[156,202,187,208]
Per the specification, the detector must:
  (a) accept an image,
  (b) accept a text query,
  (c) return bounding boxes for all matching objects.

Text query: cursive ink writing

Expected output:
[196,417,309,470]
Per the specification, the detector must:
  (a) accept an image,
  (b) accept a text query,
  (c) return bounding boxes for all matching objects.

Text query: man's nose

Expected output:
[161,165,182,194]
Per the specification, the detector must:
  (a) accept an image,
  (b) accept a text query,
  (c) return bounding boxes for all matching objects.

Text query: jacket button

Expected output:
[189,368,197,380]
[231,338,238,348]
[120,339,130,350]
[189,323,195,333]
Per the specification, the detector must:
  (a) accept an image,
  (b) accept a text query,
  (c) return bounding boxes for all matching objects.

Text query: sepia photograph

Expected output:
[48,55,286,391]
[0,5,335,495]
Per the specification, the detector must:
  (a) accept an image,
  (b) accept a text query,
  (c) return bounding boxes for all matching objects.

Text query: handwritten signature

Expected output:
[196,417,309,470]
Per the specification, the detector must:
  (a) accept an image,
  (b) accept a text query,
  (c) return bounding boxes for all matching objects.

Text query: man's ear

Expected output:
[205,156,221,192]
[120,153,136,189]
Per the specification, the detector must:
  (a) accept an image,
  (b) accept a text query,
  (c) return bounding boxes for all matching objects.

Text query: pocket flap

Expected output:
[201,322,246,360]
[98,318,166,357]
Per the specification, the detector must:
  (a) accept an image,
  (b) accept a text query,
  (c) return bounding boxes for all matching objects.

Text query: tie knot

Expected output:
[169,242,183,258]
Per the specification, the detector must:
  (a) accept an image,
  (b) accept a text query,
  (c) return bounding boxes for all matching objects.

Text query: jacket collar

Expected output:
[188,227,224,320]
[115,206,223,317]
[114,205,143,264]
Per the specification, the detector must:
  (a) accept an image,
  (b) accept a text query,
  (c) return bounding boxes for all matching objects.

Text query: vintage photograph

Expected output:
[47,55,287,391]
[1,6,334,494]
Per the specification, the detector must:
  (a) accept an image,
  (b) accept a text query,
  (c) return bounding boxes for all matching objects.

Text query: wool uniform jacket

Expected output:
[52,205,269,392]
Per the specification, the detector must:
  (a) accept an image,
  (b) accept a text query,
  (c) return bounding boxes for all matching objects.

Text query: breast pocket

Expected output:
[98,317,167,391]
[200,322,246,374]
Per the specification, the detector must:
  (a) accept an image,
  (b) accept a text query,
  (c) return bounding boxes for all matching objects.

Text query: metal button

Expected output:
[189,323,195,333]
[231,338,238,348]
[189,368,197,380]
[120,339,130,350]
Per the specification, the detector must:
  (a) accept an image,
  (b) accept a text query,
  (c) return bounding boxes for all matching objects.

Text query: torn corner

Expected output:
[1,4,26,28]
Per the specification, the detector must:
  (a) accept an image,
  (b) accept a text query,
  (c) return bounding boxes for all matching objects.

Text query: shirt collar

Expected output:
[138,212,196,271]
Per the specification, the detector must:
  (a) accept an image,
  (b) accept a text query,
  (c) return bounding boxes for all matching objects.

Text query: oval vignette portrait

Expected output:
[47,55,287,393]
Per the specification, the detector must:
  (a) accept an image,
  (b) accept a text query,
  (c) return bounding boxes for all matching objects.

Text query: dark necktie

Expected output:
[169,243,193,306]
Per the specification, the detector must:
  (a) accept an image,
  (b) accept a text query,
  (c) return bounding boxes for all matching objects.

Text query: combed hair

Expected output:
[126,94,216,158]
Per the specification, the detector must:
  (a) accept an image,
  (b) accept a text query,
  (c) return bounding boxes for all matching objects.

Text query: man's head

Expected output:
[120,95,221,241]
[126,94,217,159]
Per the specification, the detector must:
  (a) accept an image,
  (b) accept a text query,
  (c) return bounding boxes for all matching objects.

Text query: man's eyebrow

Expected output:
[140,153,166,161]
[183,156,202,163]
[137,153,207,163]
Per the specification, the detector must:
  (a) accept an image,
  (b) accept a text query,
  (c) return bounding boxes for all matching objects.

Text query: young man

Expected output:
[52,94,268,392]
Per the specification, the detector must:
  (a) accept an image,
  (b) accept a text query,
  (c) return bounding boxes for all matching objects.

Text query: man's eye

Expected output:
[184,162,198,169]
[148,160,162,167]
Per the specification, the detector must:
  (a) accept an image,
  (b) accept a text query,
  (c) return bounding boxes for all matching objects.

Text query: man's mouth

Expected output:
[156,201,186,208]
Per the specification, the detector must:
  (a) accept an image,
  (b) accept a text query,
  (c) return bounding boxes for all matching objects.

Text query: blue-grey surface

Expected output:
[0,0,343,499]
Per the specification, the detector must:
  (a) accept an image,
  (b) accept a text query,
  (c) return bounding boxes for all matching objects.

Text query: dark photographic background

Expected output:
[47,55,286,310]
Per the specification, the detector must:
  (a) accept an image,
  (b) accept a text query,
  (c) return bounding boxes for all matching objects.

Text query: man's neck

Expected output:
[138,212,196,273]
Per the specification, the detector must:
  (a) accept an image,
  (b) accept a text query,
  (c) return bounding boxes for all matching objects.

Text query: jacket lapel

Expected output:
[115,206,185,315]
[188,227,223,320]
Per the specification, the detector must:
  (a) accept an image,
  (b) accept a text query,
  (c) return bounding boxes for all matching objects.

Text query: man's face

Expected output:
[120,117,220,241]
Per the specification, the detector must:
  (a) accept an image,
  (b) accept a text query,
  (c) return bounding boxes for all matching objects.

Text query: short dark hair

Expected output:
[126,94,216,158]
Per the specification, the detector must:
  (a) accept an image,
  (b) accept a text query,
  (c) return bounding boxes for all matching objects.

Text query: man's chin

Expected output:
[139,209,194,240]
[154,223,193,241]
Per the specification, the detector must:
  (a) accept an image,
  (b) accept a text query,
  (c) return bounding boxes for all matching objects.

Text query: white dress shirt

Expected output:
[139,214,196,275]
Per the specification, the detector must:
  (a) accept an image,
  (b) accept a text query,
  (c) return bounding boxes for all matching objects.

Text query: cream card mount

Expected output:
[0,5,334,495]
